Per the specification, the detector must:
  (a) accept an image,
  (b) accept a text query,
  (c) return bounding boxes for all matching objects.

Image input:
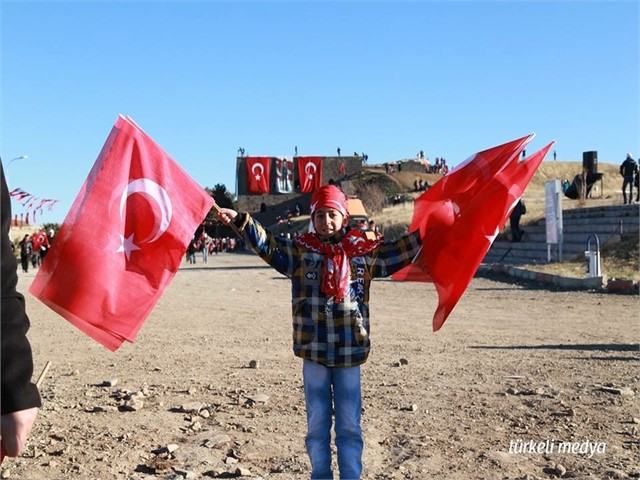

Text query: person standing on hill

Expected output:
[509,199,526,242]
[620,153,638,204]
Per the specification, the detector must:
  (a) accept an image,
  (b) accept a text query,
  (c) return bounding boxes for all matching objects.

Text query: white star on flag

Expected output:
[117,233,141,261]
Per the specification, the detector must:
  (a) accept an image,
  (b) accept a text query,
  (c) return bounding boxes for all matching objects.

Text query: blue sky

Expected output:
[1,0,638,225]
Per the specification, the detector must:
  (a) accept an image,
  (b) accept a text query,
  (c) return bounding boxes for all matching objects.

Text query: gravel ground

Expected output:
[3,252,638,480]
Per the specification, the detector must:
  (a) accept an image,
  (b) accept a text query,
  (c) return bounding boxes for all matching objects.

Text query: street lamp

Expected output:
[6,155,28,167]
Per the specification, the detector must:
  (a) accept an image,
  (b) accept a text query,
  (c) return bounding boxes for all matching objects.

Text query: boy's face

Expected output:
[313,207,348,238]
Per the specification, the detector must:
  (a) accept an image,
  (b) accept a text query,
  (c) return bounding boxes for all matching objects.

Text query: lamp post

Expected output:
[7,155,28,167]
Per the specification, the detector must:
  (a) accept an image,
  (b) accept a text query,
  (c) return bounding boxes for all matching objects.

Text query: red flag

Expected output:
[29,115,214,351]
[32,230,49,251]
[245,157,271,193]
[392,136,553,331]
[297,156,323,193]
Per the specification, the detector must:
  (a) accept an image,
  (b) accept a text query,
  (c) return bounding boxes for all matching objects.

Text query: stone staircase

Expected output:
[483,204,640,265]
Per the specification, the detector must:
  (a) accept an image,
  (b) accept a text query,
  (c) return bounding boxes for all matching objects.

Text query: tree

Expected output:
[198,184,238,238]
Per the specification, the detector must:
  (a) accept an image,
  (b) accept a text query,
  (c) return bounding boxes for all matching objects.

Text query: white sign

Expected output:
[545,179,563,260]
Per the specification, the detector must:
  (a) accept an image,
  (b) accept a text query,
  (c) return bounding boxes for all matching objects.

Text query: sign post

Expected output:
[545,179,563,262]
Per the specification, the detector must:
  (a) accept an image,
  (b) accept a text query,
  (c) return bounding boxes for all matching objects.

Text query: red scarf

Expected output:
[294,229,381,301]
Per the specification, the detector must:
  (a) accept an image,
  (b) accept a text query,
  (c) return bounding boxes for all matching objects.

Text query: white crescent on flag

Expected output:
[305,161,317,179]
[118,178,173,260]
[252,162,264,180]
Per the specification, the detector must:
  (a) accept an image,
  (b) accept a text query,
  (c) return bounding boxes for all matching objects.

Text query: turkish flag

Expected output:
[392,135,554,332]
[297,156,323,193]
[245,157,271,193]
[29,115,214,351]
[32,230,49,251]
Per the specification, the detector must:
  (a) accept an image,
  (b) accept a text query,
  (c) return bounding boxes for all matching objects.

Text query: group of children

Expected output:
[217,184,422,479]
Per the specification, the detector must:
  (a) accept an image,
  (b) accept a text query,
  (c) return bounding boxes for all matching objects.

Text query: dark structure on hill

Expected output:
[236,156,363,222]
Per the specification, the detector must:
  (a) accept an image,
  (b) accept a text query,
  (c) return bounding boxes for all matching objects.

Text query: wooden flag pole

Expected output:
[36,360,52,389]
[211,201,243,239]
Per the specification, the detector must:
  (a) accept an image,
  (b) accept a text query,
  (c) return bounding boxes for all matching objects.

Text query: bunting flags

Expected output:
[297,156,322,193]
[392,135,554,332]
[29,115,214,351]
[8,188,58,222]
[245,157,271,193]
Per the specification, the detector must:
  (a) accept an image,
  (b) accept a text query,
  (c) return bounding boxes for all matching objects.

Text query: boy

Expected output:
[217,185,422,479]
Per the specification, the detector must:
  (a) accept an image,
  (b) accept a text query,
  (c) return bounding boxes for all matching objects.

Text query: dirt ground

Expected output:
[3,252,639,480]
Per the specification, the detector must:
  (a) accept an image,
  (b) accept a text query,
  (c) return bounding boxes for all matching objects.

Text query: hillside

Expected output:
[272,160,626,238]
[331,160,635,282]
[354,160,623,233]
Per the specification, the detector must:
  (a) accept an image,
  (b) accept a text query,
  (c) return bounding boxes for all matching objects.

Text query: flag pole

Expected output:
[211,201,243,239]
[36,360,52,388]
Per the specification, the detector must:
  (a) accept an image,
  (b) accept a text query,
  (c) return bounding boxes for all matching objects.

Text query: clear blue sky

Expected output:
[1,1,638,225]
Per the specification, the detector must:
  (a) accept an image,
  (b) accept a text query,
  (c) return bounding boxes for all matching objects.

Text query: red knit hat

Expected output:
[310,185,348,216]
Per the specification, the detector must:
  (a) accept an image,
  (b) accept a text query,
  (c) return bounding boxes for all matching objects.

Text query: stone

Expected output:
[180,402,204,414]
[206,434,232,448]
[248,360,260,369]
[122,398,144,411]
[554,463,567,477]
[173,467,196,478]
[102,379,118,387]
[246,394,269,404]
[600,386,634,396]
[235,467,252,477]
[167,444,179,453]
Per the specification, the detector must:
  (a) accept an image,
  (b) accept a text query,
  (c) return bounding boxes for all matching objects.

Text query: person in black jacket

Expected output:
[509,199,526,242]
[620,153,638,204]
[1,161,41,459]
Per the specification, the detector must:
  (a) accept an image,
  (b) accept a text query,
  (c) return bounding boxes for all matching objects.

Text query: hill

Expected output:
[272,160,627,237]
[352,160,623,235]
[352,160,637,282]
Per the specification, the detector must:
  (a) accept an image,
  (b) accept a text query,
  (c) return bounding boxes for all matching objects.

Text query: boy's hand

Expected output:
[217,208,238,225]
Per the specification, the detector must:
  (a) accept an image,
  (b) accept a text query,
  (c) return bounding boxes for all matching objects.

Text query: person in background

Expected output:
[1,162,41,461]
[17,235,31,273]
[509,199,526,242]
[620,153,638,205]
[186,236,198,264]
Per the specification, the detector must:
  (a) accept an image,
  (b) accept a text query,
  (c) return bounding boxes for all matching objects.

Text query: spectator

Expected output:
[509,199,526,242]
[620,153,638,204]
[18,235,32,274]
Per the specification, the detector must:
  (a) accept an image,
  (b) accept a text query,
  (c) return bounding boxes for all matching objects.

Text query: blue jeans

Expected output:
[303,359,363,480]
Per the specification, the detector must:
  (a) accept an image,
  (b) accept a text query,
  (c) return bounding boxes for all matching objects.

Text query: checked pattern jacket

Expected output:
[236,213,422,367]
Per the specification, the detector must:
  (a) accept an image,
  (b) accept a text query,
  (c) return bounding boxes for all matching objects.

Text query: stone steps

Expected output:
[484,204,639,265]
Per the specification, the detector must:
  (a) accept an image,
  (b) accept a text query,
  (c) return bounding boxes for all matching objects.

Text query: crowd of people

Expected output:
[15,229,55,273]
[186,232,242,264]
[413,178,429,192]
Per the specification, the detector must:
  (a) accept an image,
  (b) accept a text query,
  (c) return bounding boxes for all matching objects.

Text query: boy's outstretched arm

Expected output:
[215,208,295,277]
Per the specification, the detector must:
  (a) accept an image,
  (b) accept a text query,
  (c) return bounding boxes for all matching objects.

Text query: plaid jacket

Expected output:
[237,214,422,367]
